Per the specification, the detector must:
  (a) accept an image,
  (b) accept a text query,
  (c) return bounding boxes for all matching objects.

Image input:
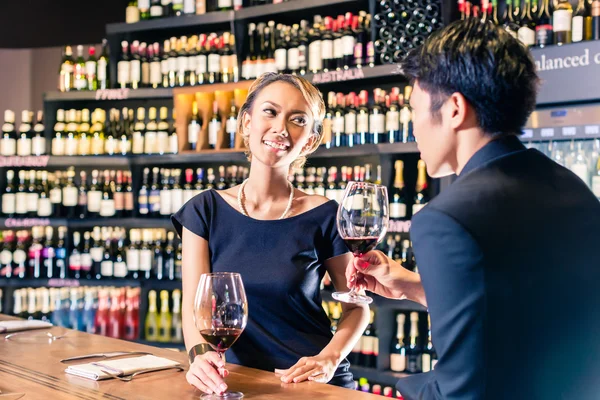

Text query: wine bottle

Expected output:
[140,229,154,279]
[2,170,16,217]
[42,227,55,279]
[360,310,378,368]
[59,46,75,92]
[99,170,116,218]
[406,312,422,373]
[153,230,165,280]
[554,0,573,44]
[100,227,114,278]
[157,107,170,155]
[132,107,146,155]
[118,41,131,89]
[69,231,82,279]
[422,315,437,372]
[81,231,93,279]
[86,46,98,91]
[77,171,88,219]
[74,45,87,91]
[114,229,128,279]
[390,313,407,372]
[124,288,140,340]
[164,231,176,281]
[90,227,104,280]
[226,100,237,149]
[55,226,68,279]
[28,227,44,279]
[98,39,110,90]
[171,289,183,342]
[145,290,159,341]
[391,160,407,220]
[64,109,78,156]
[412,159,429,215]
[208,101,222,150]
[159,169,172,216]
[90,109,105,156]
[82,288,97,333]
[145,107,158,154]
[171,169,184,214]
[158,290,172,342]
[127,229,141,280]
[95,289,110,336]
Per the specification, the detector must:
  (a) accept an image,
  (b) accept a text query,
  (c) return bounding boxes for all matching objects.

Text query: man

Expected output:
[347,19,600,400]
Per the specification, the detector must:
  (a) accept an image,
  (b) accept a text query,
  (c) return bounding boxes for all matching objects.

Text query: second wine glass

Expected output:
[333,182,389,305]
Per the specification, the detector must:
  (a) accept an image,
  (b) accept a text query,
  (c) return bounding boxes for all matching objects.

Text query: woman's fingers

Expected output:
[189,362,227,395]
[292,368,323,383]
[186,370,213,394]
[281,364,314,383]
[203,352,225,369]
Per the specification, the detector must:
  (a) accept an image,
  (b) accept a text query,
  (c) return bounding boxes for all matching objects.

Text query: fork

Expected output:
[99,365,185,382]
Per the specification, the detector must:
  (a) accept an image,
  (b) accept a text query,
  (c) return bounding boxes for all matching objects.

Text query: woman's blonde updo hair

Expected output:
[237,72,326,169]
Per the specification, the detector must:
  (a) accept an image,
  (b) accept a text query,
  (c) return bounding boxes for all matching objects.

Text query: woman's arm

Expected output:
[277,253,370,384]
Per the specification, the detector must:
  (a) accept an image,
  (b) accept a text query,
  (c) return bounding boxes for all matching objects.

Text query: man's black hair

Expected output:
[401,18,539,136]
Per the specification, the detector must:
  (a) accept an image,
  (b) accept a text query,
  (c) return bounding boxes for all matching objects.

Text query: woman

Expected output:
[172,72,369,396]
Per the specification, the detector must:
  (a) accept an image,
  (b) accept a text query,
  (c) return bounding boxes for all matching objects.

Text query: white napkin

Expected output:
[65,355,181,381]
[0,319,53,333]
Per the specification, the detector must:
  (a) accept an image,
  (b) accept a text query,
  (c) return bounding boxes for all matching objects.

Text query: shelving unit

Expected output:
[0,217,173,229]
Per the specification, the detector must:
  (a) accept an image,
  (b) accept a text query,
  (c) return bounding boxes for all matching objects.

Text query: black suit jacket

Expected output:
[396,135,600,400]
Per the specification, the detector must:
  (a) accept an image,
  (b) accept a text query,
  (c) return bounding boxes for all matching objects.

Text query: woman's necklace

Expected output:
[237,179,294,220]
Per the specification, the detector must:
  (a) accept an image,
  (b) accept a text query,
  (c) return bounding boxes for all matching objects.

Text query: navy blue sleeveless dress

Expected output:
[171,189,354,388]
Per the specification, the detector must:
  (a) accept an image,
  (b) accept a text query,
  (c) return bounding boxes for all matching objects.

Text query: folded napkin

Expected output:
[65,355,181,381]
[0,319,53,333]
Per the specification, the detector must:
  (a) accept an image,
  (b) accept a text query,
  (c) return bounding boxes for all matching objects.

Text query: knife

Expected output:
[60,351,152,363]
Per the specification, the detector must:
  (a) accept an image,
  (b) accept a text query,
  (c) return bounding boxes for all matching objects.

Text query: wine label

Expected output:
[183,190,194,204]
[321,39,333,60]
[390,202,407,219]
[114,192,124,211]
[132,132,144,154]
[105,137,117,155]
[99,199,116,217]
[169,134,178,154]
[188,55,198,72]
[226,118,237,134]
[361,336,375,355]
[17,138,32,156]
[90,247,103,262]
[197,55,208,74]
[220,54,230,73]
[309,40,322,71]
[275,48,287,72]
[156,131,168,154]
[69,253,81,271]
[344,112,356,135]
[127,249,140,271]
[188,123,200,144]
[13,249,26,264]
[145,132,157,154]
[412,203,426,215]
[298,45,307,67]
[87,190,102,212]
[81,254,92,271]
[2,193,15,214]
[1,249,12,265]
[150,190,161,213]
[553,10,573,32]
[118,60,131,84]
[139,0,150,8]
[114,261,128,278]
[342,35,355,56]
[386,110,400,132]
[38,198,52,217]
[208,54,221,73]
[208,120,221,146]
[125,192,134,211]
[101,260,113,276]
[91,137,104,155]
[218,0,232,7]
[150,62,162,84]
[75,76,87,90]
[422,353,432,373]
[139,193,149,215]
[161,59,169,76]
[130,59,141,83]
[86,61,97,78]
[171,189,184,212]
[150,5,163,16]
[98,58,107,81]
[177,56,189,74]
[370,114,385,133]
[168,57,177,74]
[333,38,343,59]
[184,0,195,13]
[357,113,369,133]
[572,16,584,42]
[119,137,131,155]
[50,187,62,204]
[62,186,78,207]
[333,116,345,134]
[287,48,300,70]
[15,193,27,214]
[390,353,406,372]
[32,136,46,155]
[1,138,16,156]
[140,250,153,271]
[160,189,172,215]
[518,26,535,46]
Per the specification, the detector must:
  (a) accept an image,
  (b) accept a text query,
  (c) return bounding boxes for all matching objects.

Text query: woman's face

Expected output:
[243,81,316,169]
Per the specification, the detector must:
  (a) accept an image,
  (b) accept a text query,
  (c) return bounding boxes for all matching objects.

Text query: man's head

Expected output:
[401,18,539,177]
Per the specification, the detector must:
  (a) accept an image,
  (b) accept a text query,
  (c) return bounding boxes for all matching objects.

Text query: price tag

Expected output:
[4,218,51,228]
[95,88,130,100]
[521,129,534,139]
[561,126,577,136]
[388,220,412,233]
[585,125,600,135]
[48,278,80,287]
[541,128,555,138]
[0,156,49,167]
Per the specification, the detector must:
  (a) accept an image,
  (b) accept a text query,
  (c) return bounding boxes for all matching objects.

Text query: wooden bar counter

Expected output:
[0,315,382,400]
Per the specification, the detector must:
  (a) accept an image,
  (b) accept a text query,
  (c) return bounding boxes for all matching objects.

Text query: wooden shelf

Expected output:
[106,11,234,35]
[44,88,174,102]
[0,217,173,230]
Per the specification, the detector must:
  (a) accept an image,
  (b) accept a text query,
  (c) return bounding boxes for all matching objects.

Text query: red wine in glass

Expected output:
[200,328,243,352]
[344,237,380,257]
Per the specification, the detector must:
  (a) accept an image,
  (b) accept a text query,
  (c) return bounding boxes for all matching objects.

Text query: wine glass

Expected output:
[333,182,389,305]
[194,273,248,399]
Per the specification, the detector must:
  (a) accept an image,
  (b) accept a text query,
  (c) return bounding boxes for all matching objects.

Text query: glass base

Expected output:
[200,391,243,400]
[332,290,373,305]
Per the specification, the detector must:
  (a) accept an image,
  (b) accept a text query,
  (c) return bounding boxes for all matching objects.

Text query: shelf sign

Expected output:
[561,126,577,136]
[95,88,130,100]
[585,125,600,135]
[0,156,49,167]
[47,278,80,287]
[312,68,365,84]
[521,129,534,139]
[388,220,411,233]
[4,218,51,228]
[541,128,555,137]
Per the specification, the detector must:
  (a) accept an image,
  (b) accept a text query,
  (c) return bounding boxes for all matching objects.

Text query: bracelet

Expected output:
[188,343,213,364]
